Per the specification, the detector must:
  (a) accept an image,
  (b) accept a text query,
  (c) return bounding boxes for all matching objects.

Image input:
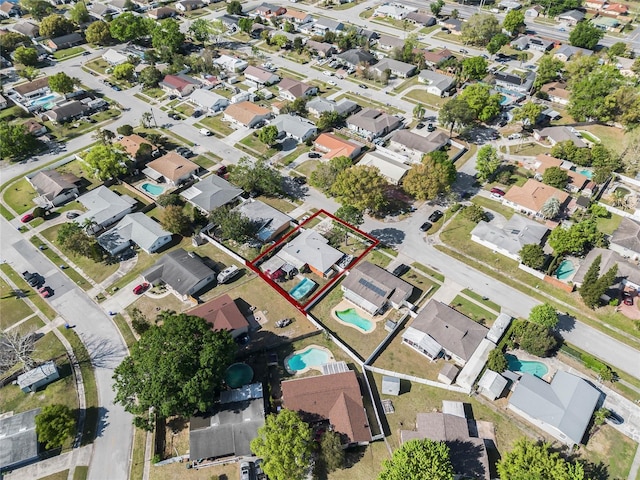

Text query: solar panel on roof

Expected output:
[359,278,386,297]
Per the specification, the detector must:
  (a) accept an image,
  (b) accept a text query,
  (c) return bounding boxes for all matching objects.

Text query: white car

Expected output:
[328,80,337,86]
[199,128,212,136]
[508,133,522,140]
[322,70,333,77]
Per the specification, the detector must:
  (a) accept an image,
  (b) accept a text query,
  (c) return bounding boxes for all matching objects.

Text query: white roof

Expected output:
[17,361,58,389]
[102,48,128,65]
[278,229,343,274]
[98,212,171,253]
[358,151,410,185]
[402,326,443,358]
[189,89,228,109]
[478,370,508,399]
[76,186,136,227]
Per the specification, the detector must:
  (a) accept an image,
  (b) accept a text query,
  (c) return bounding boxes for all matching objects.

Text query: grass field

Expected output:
[0,278,36,329]
[4,178,38,215]
[29,236,91,291]
[462,288,501,313]
[450,294,497,325]
[403,89,448,109]
[53,46,85,61]
[72,466,89,480]
[0,263,57,320]
[471,196,515,220]
[196,115,234,136]
[38,470,70,480]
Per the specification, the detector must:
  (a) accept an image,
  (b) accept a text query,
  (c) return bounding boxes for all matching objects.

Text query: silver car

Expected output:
[240,461,251,480]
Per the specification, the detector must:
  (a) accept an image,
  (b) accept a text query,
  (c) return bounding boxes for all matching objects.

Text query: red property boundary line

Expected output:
[246,209,380,313]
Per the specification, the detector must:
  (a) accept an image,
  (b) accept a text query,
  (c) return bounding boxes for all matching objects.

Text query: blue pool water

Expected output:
[499,95,509,105]
[289,278,317,301]
[555,260,575,280]
[141,183,164,196]
[506,354,548,377]
[336,308,373,332]
[578,169,593,179]
[287,347,330,371]
[31,94,59,107]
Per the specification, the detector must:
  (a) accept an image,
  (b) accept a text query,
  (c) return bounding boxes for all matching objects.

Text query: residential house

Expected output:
[341,261,413,315]
[190,384,265,460]
[533,126,587,147]
[75,186,136,232]
[336,49,375,69]
[557,9,585,25]
[405,11,436,26]
[108,0,130,13]
[144,152,199,186]
[373,58,416,79]
[17,361,59,393]
[470,214,549,261]
[494,71,536,94]
[223,101,271,127]
[529,154,588,192]
[252,2,285,18]
[11,21,39,38]
[400,406,491,480]
[46,33,84,52]
[41,101,90,123]
[28,170,79,207]
[511,36,531,50]
[97,212,172,256]
[376,34,405,51]
[529,37,555,51]
[143,248,216,299]
[117,134,158,159]
[147,7,177,19]
[525,5,544,17]
[573,247,640,290]
[278,229,344,278]
[11,77,50,101]
[347,108,402,140]
[402,300,488,366]
[176,0,205,12]
[234,199,292,242]
[102,48,129,66]
[357,151,410,185]
[591,16,621,31]
[502,179,570,218]
[554,44,593,62]
[421,48,454,67]
[585,0,607,10]
[442,18,463,34]
[499,0,522,10]
[616,56,636,77]
[277,78,318,101]
[305,40,336,58]
[388,130,449,163]
[0,409,41,471]
[374,3,416,19]
[540,82,571,105]
[610,217,640,260]
[281,8,312,23]
[418,70,455,96]
[0,94,7,110]
[23,120,47,136]
[0,2,21,18]
[306,97,358,117]
[180,174,243,213]
[159,74,202,97]
[313,18,344,34]
[188,294,250,339]
[603,2,629,15]
[478,370,508,400]
[509,371,600,447]
[313,133,362,160]
[189,89,229,113]
[243,65,280,86]
[213,54,248,73]
[281,369,372,445]
[88,2,113,19]
[220,14,240,30]
[271,114,318,143]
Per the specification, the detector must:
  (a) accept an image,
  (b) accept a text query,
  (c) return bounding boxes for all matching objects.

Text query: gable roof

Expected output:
[374,57,416,75]
[43,101,89,122]
[160,74,201,92]
[421,48,454,64]
[478,369,508,398]
[12,77,49,96]
[97,212,171,253]
[342,261,413,310]
[307,97,358,116]
[558,9,585,21]
[146,152,198,182]
[76,186,136,226]
[418,69,456,90]
[336,49,375,66]
[117,134,157,157]
[11,21,38,37]
[143,249,215,295]
[612,217,640,253]
[0,408,41,470]
[314,132,362,159]
[471,214,548,257]
[377,33,405,49]
[503,179,570,213]
[188,294,249,332]
[358,151,410,185]
[271,114,317,139]
[49,32,84,48]
[535,126,587,148]
[540,81,571,100]
[554,44,593,60]
[278,229,343,274]
[234,199,292,242]
[509,371,600,445]
[410,300,488,362]
[30,170,79,200]
[224,101,270,125]
[244,65,279,83]
[281,370,372,443]
[278,77,314,98]
[494,70,536,91]
[390,129,449,154]
[347,108,401,134]
[573,247,640,286]
[180,174,243,212]
[189,89,228,109]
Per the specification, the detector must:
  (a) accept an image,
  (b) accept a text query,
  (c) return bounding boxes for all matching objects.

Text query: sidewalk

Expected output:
[4,446,93,480]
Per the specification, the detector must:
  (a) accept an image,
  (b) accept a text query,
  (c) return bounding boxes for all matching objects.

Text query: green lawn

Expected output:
[450,294,497,325]
[85,58,109,74]
[112,313,137,349]
[0,105,28,121]
[142,88,165,99]
[4,178,38,214]
[392,75,421,94]
[175,103,195,117]
[294,159,320,178]
[257,195,298,214]
[0,278,36,329]
[581,425,638,480]
[72,466,89,480]
[30,236,92,290]
[279,145,311,166]
[197,115,234,136]
[596,212,623,235]
[129,428,147,480]
[238,134,279,157]
[38,470,70,480]
[403,89,448,109]
[366,249,393,268]
[411,261,445,282]
[0,264,57,320]
[462,288,501,313]
[509,142,551,156]
[334,93,402,115]
[471,195,515,220]
[191,154,216,170]
[53,46,85,60]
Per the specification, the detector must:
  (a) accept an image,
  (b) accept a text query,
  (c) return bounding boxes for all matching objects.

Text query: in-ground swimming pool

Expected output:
[555,260,575,280]
[578,169,593,179]
[335,308,373,332]
[287,346,330,372]
[224,362,254,388]
[289,277,317,301]
[506,354,548,378]
[30,94,59,107]
[141,183,164,196]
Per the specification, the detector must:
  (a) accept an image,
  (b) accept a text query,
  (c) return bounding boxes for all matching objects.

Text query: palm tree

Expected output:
[413,103,426,120]
[612,189,626,208]
[140,112,153,129]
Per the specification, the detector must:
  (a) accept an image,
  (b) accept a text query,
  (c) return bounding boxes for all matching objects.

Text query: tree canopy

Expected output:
[85,21,112,45]
[39,14,74,38]
[228,158,284,197]
[402,152,456,200]
[548,219,606,255]
[331,165,389,213]
[57,222,102,260]
[534,55,564,90]
[19,0,55,20]
[568,63,623,123]
[569,21,604,50]
[310,156,352,193]
[519,244,545,270]
[13,46,38,66]
[109,13,150,42]
[250,409,312,480]
[512,102,544,126]
[487,348,508,373]
[529,303,559,329]
[113,313,237,425]
[542,166,569,189]
[112,63,135,81]
[379,439,454,480]
[487,33,510,55]
[35,404,75,450]
[497,439,587,480]
[210,205,256,242]
[152,19,185,56]
[476,145,501,182]
[502,9,525,35]
[461,13,500,47]
[226,0,242,15]
[459,84,502,122]
[160,204,190,235]
[461,56,488,82]
[0,121,41,160]
[578,254,618,308]
[138,66,163,88]
[258,125,279,146]
[439,97,476,135]
[48,72,75,94]
[69,2,89,25]
[83,144,129,181]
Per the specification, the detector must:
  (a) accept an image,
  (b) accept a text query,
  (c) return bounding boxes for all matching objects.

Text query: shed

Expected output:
[442,400,466,418]
[438,363,460,385]
[17,361,59,393]
[382,376,401,396]
[478,370,508,400]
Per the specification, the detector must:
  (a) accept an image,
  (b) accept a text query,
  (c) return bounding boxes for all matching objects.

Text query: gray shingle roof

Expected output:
[0,408,41,470]
[143,249,215,295]
[471,214,548,257]
[29,170,79,200]
[342,261,413,310]
[97,212,171,254]
[76,186,136,227]
[180,175,243,212]
[336,49,375,67]
[234,199,291,242]
[418,69,456,91]
[573,247,640,286]
[611,217,640,254]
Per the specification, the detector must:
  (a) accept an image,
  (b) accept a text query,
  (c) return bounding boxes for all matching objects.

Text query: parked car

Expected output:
[66,212,80,219]
[416,122,425,129]
[308,152,321,158]
[427,123,436,132]
[39,286,53,298]
[420,221,432,232]
[490,187,506,196]
[240,461,251,480]
[216,165,227,176]
[358,84,368,89]
[507,133,522,140]
[254,459,266,480]
[392,264,410,277]
[606,410,624,425]
[623,292,634,306]
[21,213,34,223]
[192,110,203,118]
[293,176,307,185]
[459,48,468,54]
[276,318,293,328]
[170,113,181,120]
[429,210,443,222]
[132,282,150,295]
[328,80,337,86]
[322,70,333,77]
[111,85,121,91]
[199,128,212,136]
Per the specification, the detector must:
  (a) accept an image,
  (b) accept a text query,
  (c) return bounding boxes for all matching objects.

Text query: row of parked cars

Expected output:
[22,271,53,298]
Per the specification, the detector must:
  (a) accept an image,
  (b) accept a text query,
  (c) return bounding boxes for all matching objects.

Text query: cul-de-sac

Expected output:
[1,0,640,478]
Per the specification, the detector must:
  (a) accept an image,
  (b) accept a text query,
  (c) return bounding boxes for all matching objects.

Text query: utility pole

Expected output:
[150,109,158,128]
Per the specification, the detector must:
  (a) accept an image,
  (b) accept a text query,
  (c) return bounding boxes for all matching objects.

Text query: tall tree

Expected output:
[69,2,89,25]
[189,18,214,43]
[250,409,313,480]
[541,197,561,219]
[569,21,604,50]
[542,166,569,189]
[18,66,39,81]
[461,13,500,47]
[502,9,525,35]
[475,145,501,182]
[497,439,586,480]
[112,63,135,81]
[439,97,475,136]
[534,55,564,90]
[568,64,623,122]
[309,155,352,193]
[331,165,388,213]
[413,103,426,120]
[228,158,283,196]
[316,111,343,131]
[258,125,279,146]
[226,0,242,15]
[528,303,559,329]
[39,14,75,38]
[138,66,163,88]
[19,0,54,20]
[152,19,185,56]
[519,244,545,269]
[85,21,112,45]
[109,13,150,42]
[402,152,456,200]
[486,33,510,55]
[459,84,502,122]
[83,145,129,181]
[430,0,444,16]
[35,405,76,450]
[487,348,508,373]
[56,222,102,260]
[512,102,543,126]
[0,330,37,372]
[0,32,31,52]
[461,56,488,82]
[13,46,38,66]
[48,72,76,94]
[379,439,454,480]
[335,205,364,227]
[548,219,605,254]
[0,121,40,160]
[209,205,256,242]
[160,205,190,235]
[319,430,345,473]
[113,313,237,427]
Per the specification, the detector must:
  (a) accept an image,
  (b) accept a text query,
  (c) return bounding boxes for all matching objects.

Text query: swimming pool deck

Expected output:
[331,299,381,334]
[508,349,555,381]
[284,344,335,375]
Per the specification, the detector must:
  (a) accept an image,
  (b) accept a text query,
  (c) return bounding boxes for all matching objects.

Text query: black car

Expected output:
[416,122,425,129]
[420,221,432,232]
[427,123,436,132]
[429,210,443,222]
[392,264,410,277]
[293,176,307,185]
[308,152,321,158]
[606,411,624,425]
[170,113,180,120]
[192,110,203,118]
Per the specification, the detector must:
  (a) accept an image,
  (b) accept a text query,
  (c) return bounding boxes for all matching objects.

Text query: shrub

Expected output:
[117,124,134,136]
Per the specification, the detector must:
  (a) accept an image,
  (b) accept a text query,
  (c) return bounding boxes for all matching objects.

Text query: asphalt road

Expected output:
[1,218,132,480]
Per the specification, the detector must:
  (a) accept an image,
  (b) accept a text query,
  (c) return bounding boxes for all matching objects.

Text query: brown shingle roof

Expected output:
[13,77,49,96]
[117,134,157,157]
[503,179,570,214]
[224,101,270,126]
[281,371,371,444]
[146,152,198,182]
[188,294,249,333]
